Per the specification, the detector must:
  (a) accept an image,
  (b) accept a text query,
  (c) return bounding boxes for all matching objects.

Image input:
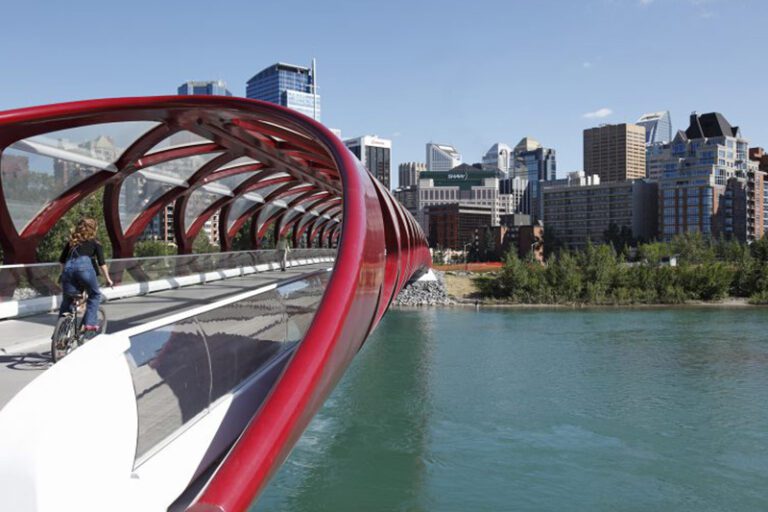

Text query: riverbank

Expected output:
[392,270,767,308]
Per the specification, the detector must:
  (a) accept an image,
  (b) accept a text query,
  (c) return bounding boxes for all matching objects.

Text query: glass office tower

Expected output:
[246,61,321,121]
[177,80,232,96]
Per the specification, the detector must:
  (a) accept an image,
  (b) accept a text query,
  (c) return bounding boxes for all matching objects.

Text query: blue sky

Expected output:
[1,0,764,185]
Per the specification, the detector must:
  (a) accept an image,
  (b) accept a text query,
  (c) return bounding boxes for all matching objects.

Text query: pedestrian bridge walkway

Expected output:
[0,250,335,407]
[0,251,335,510]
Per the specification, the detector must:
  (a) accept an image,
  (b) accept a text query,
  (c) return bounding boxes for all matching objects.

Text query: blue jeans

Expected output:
[59,255,102,328]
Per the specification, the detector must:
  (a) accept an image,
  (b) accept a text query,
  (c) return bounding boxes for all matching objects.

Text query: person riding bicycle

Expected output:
[58,218,113,340]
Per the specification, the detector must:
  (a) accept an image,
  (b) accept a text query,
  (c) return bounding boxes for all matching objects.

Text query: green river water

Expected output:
[253,307,768,511]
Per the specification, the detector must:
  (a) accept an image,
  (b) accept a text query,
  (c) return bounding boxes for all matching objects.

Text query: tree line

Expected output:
[475,234,768,305]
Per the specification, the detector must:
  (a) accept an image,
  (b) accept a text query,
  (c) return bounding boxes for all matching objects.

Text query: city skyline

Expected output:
[0,0,764,180]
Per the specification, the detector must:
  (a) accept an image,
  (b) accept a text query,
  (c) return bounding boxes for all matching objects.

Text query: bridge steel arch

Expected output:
[0,96,431,510]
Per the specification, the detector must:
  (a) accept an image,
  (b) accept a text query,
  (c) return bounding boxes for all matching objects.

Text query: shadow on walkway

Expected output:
[0,352,52,371]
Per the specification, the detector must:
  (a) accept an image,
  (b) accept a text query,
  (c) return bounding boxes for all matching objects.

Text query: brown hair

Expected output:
[69,218,98,247]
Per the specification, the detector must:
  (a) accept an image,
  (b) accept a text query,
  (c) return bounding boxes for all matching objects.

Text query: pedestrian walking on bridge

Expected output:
[277,237,291,272]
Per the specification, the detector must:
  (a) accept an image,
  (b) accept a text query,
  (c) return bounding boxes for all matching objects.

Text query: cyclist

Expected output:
[58,218,113,340]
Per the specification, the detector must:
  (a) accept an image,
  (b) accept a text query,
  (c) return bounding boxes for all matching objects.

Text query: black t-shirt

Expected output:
[59,239,106,270]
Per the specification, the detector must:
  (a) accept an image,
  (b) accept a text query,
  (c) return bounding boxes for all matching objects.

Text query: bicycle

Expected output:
[51,292,108,363]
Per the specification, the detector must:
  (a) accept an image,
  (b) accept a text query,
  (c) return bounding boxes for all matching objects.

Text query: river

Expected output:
[253,307,768,511]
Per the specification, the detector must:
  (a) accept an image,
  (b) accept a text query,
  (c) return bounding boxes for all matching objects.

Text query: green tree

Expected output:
[750,236,768,263]
[192,232,219,254]
[578,242,619,303]
[544,251,582,303]
[603,223,634,256]
[37,190,112,263]
[134,240,175,257]
[230,219,252,251]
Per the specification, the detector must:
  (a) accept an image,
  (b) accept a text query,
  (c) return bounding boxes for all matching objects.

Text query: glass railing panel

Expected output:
[125,317,211,461]
[123,267,333,465]
[197,289,288,403]
[0,249,336,302]
[279,272,329,344]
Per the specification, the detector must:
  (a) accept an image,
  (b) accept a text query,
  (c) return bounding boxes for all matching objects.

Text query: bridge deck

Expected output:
[0,262,332,409]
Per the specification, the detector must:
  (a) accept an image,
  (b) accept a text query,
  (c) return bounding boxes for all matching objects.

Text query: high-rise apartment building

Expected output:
[636,111,673,145]
[653,112,758,241]
[748,147,768,238]
[246,61,320,121]
[542,175,658,250]
[583,123,646,182]
[344,136,392,189]
[482,143,513,174]
[177,80,232,96]
[398,162,426,188]
[426,143,462,172]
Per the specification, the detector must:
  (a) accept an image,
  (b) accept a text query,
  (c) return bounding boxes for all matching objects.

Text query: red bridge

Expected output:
[0,97,430,511]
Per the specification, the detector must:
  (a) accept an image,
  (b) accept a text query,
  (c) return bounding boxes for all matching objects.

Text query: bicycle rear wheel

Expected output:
[51,314,76,363]
[96,306,108,335]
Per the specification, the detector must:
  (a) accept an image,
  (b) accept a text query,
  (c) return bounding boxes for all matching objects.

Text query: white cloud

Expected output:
[582,61,593,69]
[583,108,613,119]
[392,131,402,138]
[639,0,654,5]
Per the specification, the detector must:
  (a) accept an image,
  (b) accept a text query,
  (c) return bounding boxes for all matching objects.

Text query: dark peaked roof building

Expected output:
[647,111,764,242]
[685,112,740,139]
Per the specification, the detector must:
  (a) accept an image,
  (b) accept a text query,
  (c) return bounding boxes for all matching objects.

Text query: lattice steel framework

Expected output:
[0,97,431,510]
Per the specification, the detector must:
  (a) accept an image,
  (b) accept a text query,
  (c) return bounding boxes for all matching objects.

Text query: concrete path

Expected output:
[0,263,332,409]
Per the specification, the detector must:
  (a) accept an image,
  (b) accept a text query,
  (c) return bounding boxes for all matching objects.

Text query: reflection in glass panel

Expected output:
[139,152,223,184]
[126,319,211,460]
[215,156,260,170]
[249,182,284,202]
[295,213,318,238]
[278,273,328,344]
[210,172,255,192]
[146,131,212,154]
[280,208,305,233]
[1,121,158,232]
[257,203,282,230]
[276,189,309,208]
[119,172,175,229]
[227,196,260,230]
[184,188,224,230]
[196,289,287,403]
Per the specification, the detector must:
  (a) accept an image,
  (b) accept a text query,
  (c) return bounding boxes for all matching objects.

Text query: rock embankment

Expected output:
[392,271,454,306]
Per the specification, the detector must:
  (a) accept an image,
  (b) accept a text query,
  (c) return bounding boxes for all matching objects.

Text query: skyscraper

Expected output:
[511,137,557,220]
[636,111,673,145]
[482,143,513,174]
[583,123,646,182]
[512,137,557,182]
[177,80,232,96]
[399,162,426,188]
[426,143,462,172]
[246,61,321,121]
[653,112,758,241]
[345,136,392,189]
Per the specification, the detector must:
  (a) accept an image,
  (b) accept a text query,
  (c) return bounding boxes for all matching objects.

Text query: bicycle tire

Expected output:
[51,315,76,363]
